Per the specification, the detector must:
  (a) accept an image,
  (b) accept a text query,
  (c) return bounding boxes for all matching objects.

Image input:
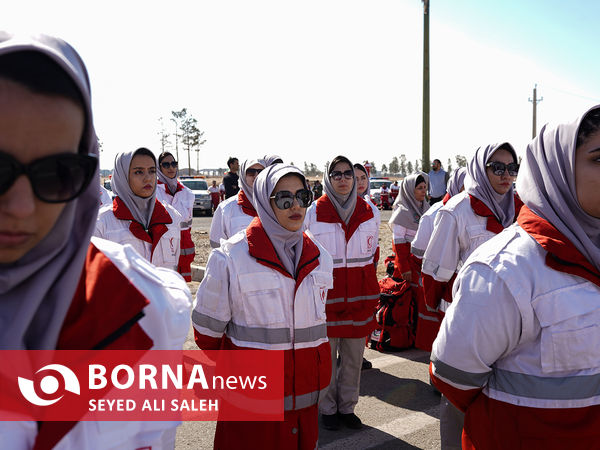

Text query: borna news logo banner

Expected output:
[0,350,284,421]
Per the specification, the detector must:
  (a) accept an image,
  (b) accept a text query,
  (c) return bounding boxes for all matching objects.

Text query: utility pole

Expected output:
[422,0,430,172]
[528,84,543,138]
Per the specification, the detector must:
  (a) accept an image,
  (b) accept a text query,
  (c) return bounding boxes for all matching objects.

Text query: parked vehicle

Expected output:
[180,177,212,216]
[369,178,391,208]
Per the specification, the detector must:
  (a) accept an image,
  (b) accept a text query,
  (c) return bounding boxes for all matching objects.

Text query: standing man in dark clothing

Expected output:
[223,157,240,199]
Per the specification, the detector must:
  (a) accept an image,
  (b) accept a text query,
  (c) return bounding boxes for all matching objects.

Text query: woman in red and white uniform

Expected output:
[209,158,265,248]
[0,33,191,449]
[422,143,521,449]
[354,162,381,234]
[208,179,221,211]
[305,156,380,430]
[96,148,183,271]
[193,164,332,450]
[409,168,466,352]
[430,106,600,450]
[156,151,195,281]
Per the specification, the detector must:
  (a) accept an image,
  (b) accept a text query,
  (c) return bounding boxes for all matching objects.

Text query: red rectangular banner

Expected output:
[0,350,284,421]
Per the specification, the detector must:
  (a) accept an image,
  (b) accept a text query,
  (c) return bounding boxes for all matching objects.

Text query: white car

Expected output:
[369,178,391,208]
[180,178,212,216]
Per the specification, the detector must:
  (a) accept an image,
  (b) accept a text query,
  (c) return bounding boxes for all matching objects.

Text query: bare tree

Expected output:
[171,108,187,162]
[455,154,468,168]
[157,117,171,153]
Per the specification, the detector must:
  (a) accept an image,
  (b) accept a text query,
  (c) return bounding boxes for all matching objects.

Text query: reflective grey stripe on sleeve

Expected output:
[228,322,291,344]
[430,353,491,388]
[393,237,407,244]
[326,297,345,305]
[192,310,228,334]
[295,324,327,343]
[180,219,193,228]
[347,294,379,303]
[180,248,195,255]
[332,258,343,264]
[327,317,374,328]
[411,247,425,258]
[424,304,439,313]
[181,272,192,277]
[490,368,600,400]
[418,312,440,322]
[210,240,220,248]
[422,259,455,281]
[346,256,373,264]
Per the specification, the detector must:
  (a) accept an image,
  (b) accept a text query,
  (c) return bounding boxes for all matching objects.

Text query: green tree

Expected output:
[455,154,468,168]
[414,159,421,173]
[389,156,399,174]
[179,111,202,176]
[399,154,407,177]
[304,161,310,175]
[171,108,187,162]
[447,158,453,173]
[407,161,413,174]
[381,163,388,174]
[157,117,171,153]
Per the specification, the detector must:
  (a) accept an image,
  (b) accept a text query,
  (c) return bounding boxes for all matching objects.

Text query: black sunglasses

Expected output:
[160,161,178,169]
[0,151,98,203]
[246,168,263,177]
[330,169,354,181]
[270,188,313,210]
[486,161,519,176]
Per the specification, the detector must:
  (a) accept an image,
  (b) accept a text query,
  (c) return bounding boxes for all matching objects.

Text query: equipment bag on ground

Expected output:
[370,276,416,351]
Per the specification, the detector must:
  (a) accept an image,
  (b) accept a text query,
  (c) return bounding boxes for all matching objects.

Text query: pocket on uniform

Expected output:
[541,324,600,373]
[160,229,180,265]
[238,272,287,326]
[309,223,338,257]
[359,225,377,255]
[310,271,333,321]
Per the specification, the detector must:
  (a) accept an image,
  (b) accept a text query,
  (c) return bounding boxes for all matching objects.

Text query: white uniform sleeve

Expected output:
[209,204,226,248]
[422,209,460,282]
[192,249,232,338]
[431,263,521,390]
[94,209,108,239]
[411,213,434,257]
[391,223,408,244]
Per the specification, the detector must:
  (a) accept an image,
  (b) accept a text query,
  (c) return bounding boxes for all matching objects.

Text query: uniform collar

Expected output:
[246,217,320,288]
[158,180,184,195]
[237,190,258,217]
[114,196,172,226]
[518,205,600,287]
[315,194,374,241]
[469,194,522,234]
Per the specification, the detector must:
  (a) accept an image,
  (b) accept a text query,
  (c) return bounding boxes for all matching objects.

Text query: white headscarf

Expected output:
[111,149,157,229]
[252,164,308,276]
[466,143,517,228]
[239,158,265,205]
[262,155,283,166]
[323,156,357,224]
[157,153,179,195]
[517,106,600,271]
[446,167,467,197]
[0,33,99,349]
[390,173,430,230]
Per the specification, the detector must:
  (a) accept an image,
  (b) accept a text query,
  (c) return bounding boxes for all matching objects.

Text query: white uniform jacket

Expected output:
[430,207,600,447]
[2,237,192,450]
[94,197,183,271]
[156,180,194,231]
[209,191,256,248]
[421,192,496,282]
[193,218,333,411]
[410,201,444,258]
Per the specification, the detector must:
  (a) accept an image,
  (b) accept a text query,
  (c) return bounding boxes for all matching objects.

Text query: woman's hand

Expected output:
[401,271,412,283]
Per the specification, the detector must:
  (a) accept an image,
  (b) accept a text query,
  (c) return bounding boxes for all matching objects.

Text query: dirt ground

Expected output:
[191,217,394,280]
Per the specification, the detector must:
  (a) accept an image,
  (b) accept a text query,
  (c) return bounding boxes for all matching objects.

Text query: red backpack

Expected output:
[370,276,417,351]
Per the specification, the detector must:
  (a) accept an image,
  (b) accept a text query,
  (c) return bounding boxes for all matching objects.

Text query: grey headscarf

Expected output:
[446,167,467,197]
[466,143,517,228]
[323,156,357,224]
[111,149,157,229]
[517,105,600,271]
[239,158,266,205]
[157,155,179,195]
[0,33,99,349]
[262,155,283,166]
[390,173,430,230]
[252,164,308,276]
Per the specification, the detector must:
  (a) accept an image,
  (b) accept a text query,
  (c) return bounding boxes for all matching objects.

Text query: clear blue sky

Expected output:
[4,0,600,172]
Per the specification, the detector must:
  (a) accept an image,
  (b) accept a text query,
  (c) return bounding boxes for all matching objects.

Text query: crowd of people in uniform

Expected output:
[2,32,600,450]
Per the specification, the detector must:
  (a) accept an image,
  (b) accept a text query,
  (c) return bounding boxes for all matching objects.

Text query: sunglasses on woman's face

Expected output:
[486,161,519,176]
[270,188,313,210]
[246,168,263,177]
[0,151,98,203]
[330,170,354,181]
[160,161,178,169]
